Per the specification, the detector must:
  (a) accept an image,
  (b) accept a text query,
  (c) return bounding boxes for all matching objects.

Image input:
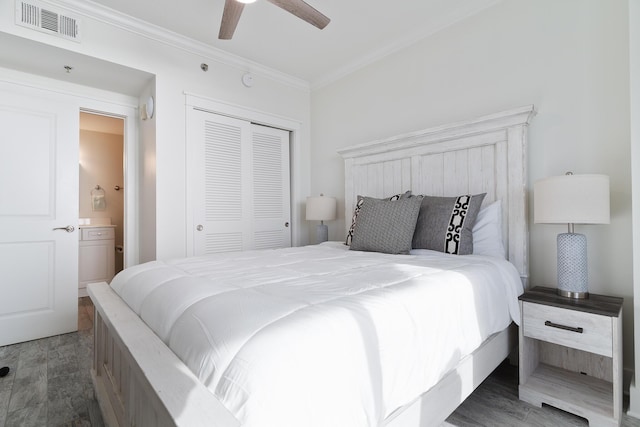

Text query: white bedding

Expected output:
[111,242,523,427]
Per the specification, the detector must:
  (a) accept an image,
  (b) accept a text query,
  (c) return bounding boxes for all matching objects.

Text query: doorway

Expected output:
[0,63,142,345]
[78,112,125,297]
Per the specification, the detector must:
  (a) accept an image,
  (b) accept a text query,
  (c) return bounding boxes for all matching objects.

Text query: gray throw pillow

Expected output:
[412,193,486,255]
[350,196,423,255]
[345,191,411,245]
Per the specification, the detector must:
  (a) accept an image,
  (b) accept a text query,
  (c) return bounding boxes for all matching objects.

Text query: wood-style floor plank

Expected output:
[1,299,639,426]
[445,361,640,427]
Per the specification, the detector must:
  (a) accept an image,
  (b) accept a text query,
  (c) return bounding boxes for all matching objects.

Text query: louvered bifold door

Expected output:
[250,124,291,250]
[187,110,291,255]
[189,111,251,255]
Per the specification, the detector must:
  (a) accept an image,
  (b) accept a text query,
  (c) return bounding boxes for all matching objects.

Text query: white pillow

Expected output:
[472,200,506,259]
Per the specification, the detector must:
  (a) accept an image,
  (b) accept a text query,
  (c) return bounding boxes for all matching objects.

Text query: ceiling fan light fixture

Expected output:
[219,0,331,40]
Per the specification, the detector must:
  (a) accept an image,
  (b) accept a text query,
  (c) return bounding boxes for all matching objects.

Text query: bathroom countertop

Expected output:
[78,218,115,228]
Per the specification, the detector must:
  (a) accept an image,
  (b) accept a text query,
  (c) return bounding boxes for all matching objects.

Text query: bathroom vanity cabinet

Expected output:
[79,225,115,297]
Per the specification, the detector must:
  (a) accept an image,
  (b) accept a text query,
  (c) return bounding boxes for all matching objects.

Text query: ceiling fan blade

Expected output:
[266,0,330,30]
[219,0,245,40]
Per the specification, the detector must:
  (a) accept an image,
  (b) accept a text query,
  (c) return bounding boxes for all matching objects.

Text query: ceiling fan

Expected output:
[219,0,330,40]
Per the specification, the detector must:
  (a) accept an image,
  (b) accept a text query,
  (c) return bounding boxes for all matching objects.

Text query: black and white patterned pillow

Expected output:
[345,191,411,245]
[412,193,486,255]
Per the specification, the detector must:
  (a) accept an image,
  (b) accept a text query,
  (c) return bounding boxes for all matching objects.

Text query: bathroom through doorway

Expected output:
[78,112,125,297]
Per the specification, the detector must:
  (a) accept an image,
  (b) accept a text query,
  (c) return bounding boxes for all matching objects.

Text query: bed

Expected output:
[88,104,536,427]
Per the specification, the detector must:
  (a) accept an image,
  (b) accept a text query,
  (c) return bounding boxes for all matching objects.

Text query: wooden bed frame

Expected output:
[88,105,536,427]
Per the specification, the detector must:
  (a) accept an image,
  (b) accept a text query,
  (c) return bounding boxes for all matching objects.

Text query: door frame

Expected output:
[185,93,303,255]
[80,105,139,269]
[0,67,140,269]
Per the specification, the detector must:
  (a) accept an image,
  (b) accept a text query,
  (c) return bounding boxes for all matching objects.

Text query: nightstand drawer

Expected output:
[522,302,612,357]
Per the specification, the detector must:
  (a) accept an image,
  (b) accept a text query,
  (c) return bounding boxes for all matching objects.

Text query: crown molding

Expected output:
[39,0,500,92]
[41,0,310,91]
[311,0,503,91]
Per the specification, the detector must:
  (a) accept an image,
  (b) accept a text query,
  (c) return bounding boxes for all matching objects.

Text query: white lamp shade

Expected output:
[306,195,337,221]
[534,174,610,224]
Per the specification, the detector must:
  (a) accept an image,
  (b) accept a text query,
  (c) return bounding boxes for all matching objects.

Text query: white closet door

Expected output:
[191,111,250,254]
[252,124,291,249]
[188,109,291,255]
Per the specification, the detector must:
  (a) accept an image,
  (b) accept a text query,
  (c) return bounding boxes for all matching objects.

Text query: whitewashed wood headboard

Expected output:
[337,105,536,285]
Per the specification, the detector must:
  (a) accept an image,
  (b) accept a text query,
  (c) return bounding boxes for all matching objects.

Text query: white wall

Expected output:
[138,79,157,263]
[311,0,634,372]
[628,0,640,416]
[0,1,312,261]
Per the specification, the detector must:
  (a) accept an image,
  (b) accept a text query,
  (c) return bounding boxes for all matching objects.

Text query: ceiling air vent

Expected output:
[15,0,81,42]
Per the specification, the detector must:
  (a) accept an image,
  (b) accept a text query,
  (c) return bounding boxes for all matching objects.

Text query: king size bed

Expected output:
[88,105,536,427]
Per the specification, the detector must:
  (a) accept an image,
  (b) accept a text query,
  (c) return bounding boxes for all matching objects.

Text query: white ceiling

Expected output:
[85,0,500,86]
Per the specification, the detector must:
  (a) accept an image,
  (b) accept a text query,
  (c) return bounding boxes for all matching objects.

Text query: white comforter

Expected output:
[111,242,523,427]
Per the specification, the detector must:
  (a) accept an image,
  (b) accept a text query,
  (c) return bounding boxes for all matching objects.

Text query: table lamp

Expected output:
[534,172,610,299]
[306,194,337,243]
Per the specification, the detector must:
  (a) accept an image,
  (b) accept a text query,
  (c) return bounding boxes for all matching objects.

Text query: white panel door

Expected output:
[188,109,291,255]
[0,87,79,346]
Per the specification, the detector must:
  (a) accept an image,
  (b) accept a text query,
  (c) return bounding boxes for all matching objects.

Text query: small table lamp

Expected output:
[306,194,337,243]
[534,172,610,299]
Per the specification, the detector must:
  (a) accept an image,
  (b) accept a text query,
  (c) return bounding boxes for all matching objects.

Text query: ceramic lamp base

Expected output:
[316,223,328,244]
[557,232,588,299]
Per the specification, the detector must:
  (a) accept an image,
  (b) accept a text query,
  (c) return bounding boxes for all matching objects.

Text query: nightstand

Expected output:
[518,287,623,427]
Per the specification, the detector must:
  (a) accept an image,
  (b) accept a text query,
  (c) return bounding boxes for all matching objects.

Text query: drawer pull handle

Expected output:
[544,320,583,334]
